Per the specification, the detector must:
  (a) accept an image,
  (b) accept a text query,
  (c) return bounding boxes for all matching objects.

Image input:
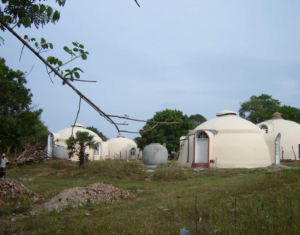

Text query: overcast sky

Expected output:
[1,0,300,140]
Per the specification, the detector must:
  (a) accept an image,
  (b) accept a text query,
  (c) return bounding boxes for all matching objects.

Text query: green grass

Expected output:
[1,160,300,234]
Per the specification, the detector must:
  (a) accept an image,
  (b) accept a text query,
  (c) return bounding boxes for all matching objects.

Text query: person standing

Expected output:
[0,153,9,179]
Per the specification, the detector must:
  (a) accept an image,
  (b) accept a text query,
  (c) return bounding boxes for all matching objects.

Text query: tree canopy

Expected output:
[135,109,193,153]
[86,126,108,141]
[239,94,300,124]
[0,57,49,153]
[189,114,207,128]
[0,0,65,32]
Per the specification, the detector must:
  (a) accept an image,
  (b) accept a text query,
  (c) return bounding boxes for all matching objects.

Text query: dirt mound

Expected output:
[0,179,42,207]
[34,183,135,213]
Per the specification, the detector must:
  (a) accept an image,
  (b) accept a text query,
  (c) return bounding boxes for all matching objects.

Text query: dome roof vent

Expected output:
[216,110,237,117]
[272,112,284,120]
[71,123,84,128]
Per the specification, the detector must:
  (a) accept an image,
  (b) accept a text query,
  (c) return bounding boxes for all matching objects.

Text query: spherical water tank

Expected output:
[142,143,168,165]
[52,146,69,160]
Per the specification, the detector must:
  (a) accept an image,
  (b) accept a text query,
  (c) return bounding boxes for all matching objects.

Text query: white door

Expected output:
[94,143,102,160]
[48,134,54,157]
[195,132,208,163]
[275,136,280,164]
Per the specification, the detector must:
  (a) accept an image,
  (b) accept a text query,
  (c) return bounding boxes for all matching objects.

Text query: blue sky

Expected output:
[1,0,300,140]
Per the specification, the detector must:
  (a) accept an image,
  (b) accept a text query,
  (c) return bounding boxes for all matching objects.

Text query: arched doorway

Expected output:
[193,131,209,168]
[130,148,136,160]
[94,143,102,160]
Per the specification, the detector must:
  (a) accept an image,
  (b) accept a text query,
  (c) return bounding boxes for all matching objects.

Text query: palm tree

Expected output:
[66,131,96,168]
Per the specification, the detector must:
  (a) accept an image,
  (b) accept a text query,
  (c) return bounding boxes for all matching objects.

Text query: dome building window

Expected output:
[260,125,268,134]
[95,143,101,156]
[197,132,208,139]
[130,148,136,158]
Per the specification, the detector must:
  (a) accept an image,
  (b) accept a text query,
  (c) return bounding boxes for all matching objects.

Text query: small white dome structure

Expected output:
[47,123,105,161]
[178,110,280,168]
[107,135,138,160]
[142,143,168,165]
[257,112,300,160]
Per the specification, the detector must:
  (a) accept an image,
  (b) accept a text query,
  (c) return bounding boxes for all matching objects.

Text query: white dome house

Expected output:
[257,112,300,160]
[47,123,106,161]
[107,135,138,160]
[177,110,281,168]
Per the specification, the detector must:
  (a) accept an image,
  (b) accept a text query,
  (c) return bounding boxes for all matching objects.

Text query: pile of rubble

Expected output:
[0,179,42,207]
[34,183,135,213]
[16,145,47,165]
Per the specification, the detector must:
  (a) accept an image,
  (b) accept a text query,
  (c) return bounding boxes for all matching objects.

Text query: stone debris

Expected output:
[34,183,135,213]
[18,178,33,181]
[0,179,42,207]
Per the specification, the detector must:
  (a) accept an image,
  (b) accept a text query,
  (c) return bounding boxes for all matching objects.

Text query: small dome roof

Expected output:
[107,135,137,158]
[195,110,260,131]
[258,118,300,131]
[107,135,137,146]
[55,124,102,142]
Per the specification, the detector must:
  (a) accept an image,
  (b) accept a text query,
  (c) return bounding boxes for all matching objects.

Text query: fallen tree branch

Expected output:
[134,0,140,7]
[108,114,179,124]
[120,124,158,134]
[0,19,120,133]
[72,79,97,83]
[72,97,81,136]
[0,18,179,135]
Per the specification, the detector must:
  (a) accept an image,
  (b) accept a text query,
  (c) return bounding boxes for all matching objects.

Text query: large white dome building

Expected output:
[177,110,281,168]
[257,112,300,160]
[47,123,106,161]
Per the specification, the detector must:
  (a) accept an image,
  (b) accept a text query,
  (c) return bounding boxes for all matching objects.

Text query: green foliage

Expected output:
[86,126,108,141]
[23,35,89,83]
[280,105,300,123]
[0,0,65,33]
[66,131,96,168]
[239,94,300,123]
[0,58,49,153]
[189,114,207,128]
[2,2,89,86]
[135,109,193,153]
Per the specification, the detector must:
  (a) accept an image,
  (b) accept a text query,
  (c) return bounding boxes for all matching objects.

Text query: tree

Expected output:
[239,94,281,123]
[66,131,96,168]
[189,114,207,128]
[135,109,193,153]
[0,0,65,32]
[239,94,300,124]
[86,126,108,141]
[0,57,49,154]
[279,105,300,124]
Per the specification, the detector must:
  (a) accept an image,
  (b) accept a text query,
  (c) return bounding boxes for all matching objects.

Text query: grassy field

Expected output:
[1,160,300,234]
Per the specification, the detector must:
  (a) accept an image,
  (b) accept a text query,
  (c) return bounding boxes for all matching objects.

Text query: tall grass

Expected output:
[2,161,300,234]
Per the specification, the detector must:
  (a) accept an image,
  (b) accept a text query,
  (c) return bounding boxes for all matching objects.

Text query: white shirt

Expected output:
[0,158,8,168]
